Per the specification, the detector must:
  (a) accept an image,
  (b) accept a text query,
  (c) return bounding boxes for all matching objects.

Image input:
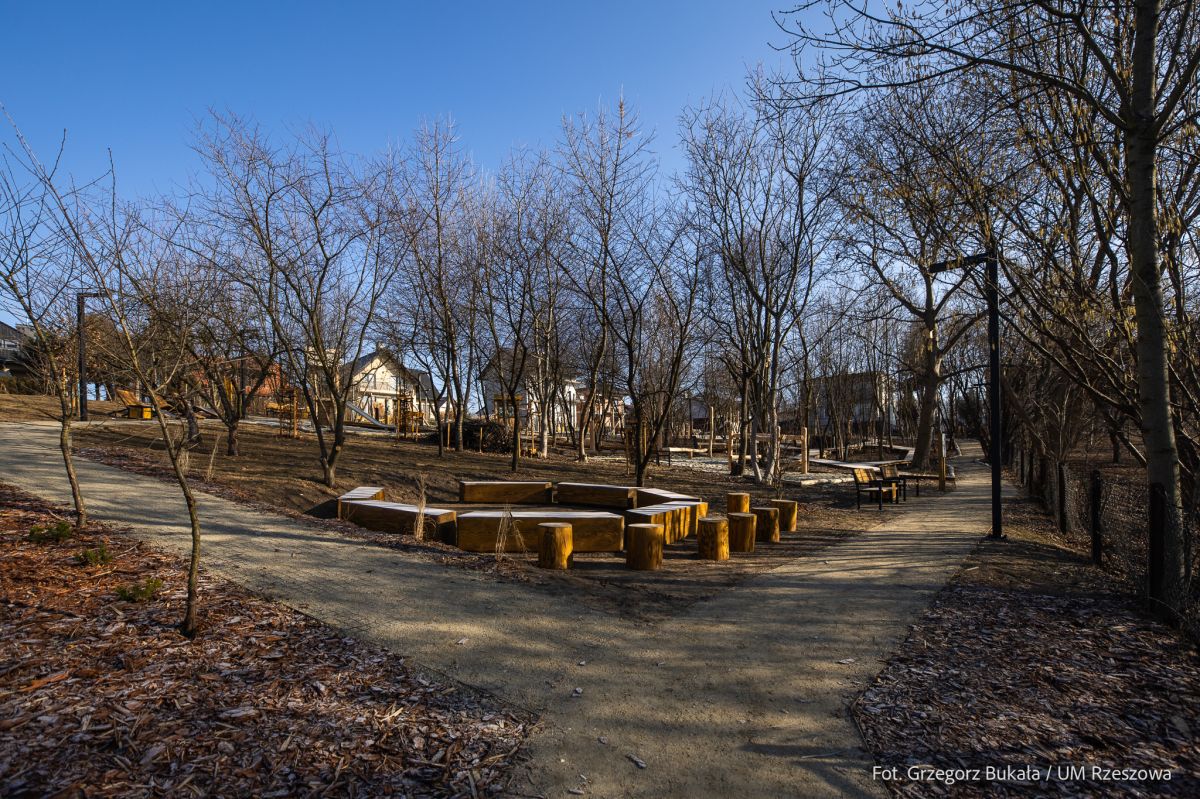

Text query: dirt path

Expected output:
[0,422,1003,797]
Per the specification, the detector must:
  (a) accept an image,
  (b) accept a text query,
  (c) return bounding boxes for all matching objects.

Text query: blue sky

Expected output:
[2,1,801,198]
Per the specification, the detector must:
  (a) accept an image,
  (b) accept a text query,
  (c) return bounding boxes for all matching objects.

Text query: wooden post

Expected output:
[752,506,780,543]
[626,523,664,571]
[938,430,947,492]
[697,516,730,561]
[1057,462,1068,533]
[537,522,573,570]
[801,426,809,474]
[727,492,750,514]
[770,499,798,533]
[708,405,715,456]
[728,512,756,552]
[1089,470,1103,565]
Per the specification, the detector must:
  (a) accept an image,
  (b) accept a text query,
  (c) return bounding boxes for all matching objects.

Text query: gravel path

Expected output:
[0,422,1001,798]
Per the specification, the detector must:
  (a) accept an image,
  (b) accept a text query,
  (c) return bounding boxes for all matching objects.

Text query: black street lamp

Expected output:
[928,251,1004,540]
[77,291,101,422]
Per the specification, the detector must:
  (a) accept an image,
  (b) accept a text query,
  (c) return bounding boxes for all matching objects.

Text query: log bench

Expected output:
[339,499,457,542]
[458,480,553,504]
[456,510,624,553]
[337,486,386,520]
[663,499,709,539]
[555,482,637,509]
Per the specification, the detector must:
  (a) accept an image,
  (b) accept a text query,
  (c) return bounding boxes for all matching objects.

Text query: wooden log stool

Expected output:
[626,523,664,571]
[752,506,780,543]
[697,516,730,561]
[770,499,798,533]
[728,512,756,553]
[536,522,573,570]
[727,492,750,514]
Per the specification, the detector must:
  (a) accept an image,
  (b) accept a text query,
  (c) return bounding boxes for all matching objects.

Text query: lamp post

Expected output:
[77,291,101,422]
[928,251,1004,540]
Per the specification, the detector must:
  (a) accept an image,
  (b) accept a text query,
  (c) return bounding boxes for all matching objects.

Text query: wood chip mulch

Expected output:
[853,582,1200,797]
[0,483,532,798]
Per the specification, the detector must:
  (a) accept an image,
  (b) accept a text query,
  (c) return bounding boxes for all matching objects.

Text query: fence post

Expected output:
[1057,462,1068,533]
[1148,482,1166,607]
[1089,469,1103,564]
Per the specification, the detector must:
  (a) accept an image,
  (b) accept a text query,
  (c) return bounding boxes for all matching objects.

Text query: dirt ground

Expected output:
[72,416,874,621]
[0,394,123,423]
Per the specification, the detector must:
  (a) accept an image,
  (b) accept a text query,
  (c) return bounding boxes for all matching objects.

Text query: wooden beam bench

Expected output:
[625,503,694,544]
[633,487,700,508]
[456,510,624,553]
[458,480,553,504]
[555,482,637,509]
[339,499,457,542]
[337,486,386,520]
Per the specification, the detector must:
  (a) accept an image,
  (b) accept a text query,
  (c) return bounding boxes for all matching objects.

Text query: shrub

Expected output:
[28,520,74,544]
[116,577,163,602]
[75,544,113,566]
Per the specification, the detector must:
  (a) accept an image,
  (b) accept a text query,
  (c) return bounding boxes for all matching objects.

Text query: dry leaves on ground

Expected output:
[0,483,531,798]
[854,553,1200,796]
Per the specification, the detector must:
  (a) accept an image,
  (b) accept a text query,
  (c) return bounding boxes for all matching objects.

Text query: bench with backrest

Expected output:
[879,464,908,502]
[852,467,898,510]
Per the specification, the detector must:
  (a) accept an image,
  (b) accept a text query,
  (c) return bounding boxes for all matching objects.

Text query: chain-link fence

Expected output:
[1013,446,1198,638]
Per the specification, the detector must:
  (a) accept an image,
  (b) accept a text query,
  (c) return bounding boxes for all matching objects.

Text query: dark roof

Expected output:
[0,321,23,340]
[344,348,435,398]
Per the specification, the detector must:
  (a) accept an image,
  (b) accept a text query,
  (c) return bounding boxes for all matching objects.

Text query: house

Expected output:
[0,321,28,376]
[342,349,437,426]
[803,370,899,434]
[478,352,626,440]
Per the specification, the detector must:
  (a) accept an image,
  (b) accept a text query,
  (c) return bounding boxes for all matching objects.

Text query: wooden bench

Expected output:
[339,499,457,542]
[456,510,624,553]
[633,487,699,508]
[663,499,709,539]
[337,486,386,519]
[458,480,553,504]
[624,504,692,544]
[898,466,957,495]
[555,482,636,509]
[852,468,898,510]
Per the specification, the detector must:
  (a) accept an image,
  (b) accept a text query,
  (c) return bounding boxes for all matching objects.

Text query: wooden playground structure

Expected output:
[335,478,804,573]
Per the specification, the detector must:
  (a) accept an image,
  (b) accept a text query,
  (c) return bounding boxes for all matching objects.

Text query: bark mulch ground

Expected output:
[0,483,531,798]
[852,492,1200,798]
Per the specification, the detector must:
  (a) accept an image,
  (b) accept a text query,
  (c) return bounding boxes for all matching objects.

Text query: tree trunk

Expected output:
[225,419,240,456]
[1127,0,1185,614]
[911,347,941,471]
[57,401,87,529]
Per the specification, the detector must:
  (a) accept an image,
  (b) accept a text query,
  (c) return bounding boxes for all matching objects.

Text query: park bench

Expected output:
[458,480,553,504]
[555,482,637,509]
[879,464,909,502]
[339,499,458,542]
[852,467,898,510]
[897,465,957,496]
[456,510,624,553]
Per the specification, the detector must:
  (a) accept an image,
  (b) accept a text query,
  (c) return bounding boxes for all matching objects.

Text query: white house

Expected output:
[342,349,437,426]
